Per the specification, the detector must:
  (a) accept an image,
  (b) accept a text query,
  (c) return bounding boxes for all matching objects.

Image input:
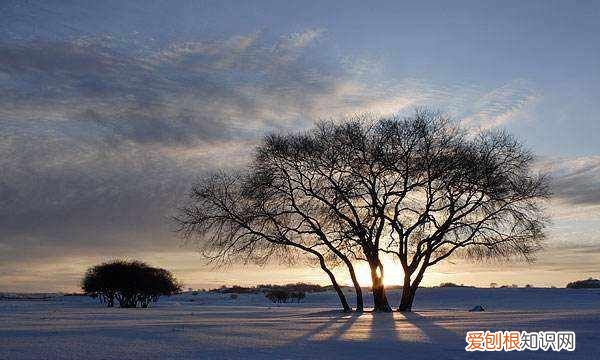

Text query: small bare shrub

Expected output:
[265,289,289,303]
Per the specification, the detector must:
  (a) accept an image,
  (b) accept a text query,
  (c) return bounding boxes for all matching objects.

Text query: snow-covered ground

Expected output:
[1,288,599,359]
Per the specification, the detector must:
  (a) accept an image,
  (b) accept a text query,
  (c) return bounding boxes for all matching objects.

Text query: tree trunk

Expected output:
[106,293,114,307]
[344,260,364,312]
[370,262,392,312]
[398,264,426,312]
[398,274,416,312]
[318,256,351,312]
[292,243,351,312]
[318,234,364,312]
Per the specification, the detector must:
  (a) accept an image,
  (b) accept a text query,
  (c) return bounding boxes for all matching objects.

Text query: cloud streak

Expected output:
[0,21,578,290]
[539,156,600,206]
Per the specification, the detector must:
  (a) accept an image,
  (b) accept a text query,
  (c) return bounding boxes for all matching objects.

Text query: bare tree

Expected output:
[176,109,550,312]
[249,119,393,311]
[175,172,354,312]
[371,111,551,310]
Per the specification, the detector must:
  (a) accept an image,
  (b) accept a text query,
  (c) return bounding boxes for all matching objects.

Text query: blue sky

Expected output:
[1,0,599,291]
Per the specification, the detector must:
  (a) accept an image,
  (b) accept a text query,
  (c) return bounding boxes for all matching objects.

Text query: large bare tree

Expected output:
[175,172,357,312]
[176,109,550,312]
[370,112,551,310]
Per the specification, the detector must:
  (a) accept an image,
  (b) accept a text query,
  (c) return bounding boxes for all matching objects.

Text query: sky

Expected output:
[1,0,600,292]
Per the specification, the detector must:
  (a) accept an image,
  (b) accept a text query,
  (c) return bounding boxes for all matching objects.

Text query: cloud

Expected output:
[0,23,565,290]
[458,79,541,130]
[529,156,600,260]
[539,156,600,206]
[0,29,385,272]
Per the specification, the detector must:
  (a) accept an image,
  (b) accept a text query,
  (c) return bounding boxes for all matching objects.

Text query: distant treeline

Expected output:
[0,293,56,301]
[210,283,331,294]
[209,282,478,294]
[566,278,600,289]
[436,282,475,288]
[206,282,583,293]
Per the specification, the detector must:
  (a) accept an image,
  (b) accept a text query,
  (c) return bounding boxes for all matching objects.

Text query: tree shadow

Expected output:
[291,312,353,343]
[329,312,361,340]
[287,310,465,353]
[401,311,463,344]
[253,310,481,359]
[368,312,399,342]
[295,310,399,343]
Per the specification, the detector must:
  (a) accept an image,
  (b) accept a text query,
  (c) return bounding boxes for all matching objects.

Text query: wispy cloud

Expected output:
[459,79,541,130]
[534,156,600,256]
[540,156,600,206]
[0,25,575,290]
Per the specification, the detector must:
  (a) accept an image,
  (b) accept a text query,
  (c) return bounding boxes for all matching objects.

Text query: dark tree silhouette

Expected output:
[371,112,551,310]
[175,172,354,312]
[566,278,600,288]
[82,260,182,308]
[176,109,550,312]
